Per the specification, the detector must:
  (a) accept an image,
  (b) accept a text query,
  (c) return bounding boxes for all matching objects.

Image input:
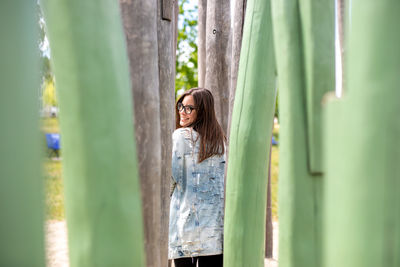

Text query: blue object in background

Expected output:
[272,136,278,146]
[45,133,60,157]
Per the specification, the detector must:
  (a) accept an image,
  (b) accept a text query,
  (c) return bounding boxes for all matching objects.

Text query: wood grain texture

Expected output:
[198,0,207,87]
[120,1,163,266]
[162,0,172,21]
[228,0,246,138]
[157,0,178,265]
[204,0,231,134]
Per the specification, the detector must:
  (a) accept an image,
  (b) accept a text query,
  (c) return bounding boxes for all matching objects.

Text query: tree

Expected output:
[175,0,198,97]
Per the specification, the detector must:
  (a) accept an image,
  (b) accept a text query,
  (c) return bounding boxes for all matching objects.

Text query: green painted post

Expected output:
[270,0,334,266]
[323,2,400,267]
[0,2,45,266]
[40,0,146,266]
[299,0,335,173]
[223,0,276,265]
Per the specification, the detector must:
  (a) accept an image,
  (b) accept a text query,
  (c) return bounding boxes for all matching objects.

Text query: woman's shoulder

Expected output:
[173,127,197,141]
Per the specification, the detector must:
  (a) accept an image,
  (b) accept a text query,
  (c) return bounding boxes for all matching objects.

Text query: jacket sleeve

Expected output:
[171,129,185,185]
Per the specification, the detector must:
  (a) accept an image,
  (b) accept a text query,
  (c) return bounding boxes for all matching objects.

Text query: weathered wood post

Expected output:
[270,0,335,266]
[41,0,146,265]
[0,2,45,266]
[323,1,400,267]
[228,0,247,138]
[224,0,276,265]
[120,0,177,265]
[202,0,231,134]
[157,1,179,266]
[198,0,207,88]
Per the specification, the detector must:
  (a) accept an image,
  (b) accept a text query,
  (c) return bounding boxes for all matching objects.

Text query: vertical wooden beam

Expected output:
[0,2,45,266]
[324,1,400,267]
[228,0,247,138]
[271,0,334,266]
[224,0,276,265]
[198,0,207,87]
[204,0,231,134]
[157,0,178,265]
[119,1,162,266]
[162,0,173,21]
[265,139,274,258]
[299,0,335,173]
[41,0,146,265]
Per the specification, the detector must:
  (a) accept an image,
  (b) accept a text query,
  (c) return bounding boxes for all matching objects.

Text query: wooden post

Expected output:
[41,0,146,265]
[204,0,231,134]
[198,0,207,88]
[271,0,334,266]
[0,2,45,266]
[224,0,276,265]
[228,0,247,139]
[323,1,400,266]
[265,138,273,258]
[120,0,177,266]
[157,0,178,265]
[119,1,163,266]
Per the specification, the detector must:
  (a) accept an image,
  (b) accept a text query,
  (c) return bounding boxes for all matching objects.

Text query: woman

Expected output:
[169,88,226,267]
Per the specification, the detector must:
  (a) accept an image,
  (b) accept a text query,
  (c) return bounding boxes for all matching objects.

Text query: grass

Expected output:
[41,117,60,133]
[44,159,65,221]
[41,117,64,221]
[41,117,280,221]
[271,123,280,220]
[270,146,279,221]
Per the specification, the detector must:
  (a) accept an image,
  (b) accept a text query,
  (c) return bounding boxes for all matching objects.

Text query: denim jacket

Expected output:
[168,128,225,259]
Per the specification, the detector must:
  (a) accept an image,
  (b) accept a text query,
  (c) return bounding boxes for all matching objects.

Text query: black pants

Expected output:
[173,254,223,267]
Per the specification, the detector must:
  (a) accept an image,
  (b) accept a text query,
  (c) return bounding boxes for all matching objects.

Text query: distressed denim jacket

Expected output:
[168,128,225,259]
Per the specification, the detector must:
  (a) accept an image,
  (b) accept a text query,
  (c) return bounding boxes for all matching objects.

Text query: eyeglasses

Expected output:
[177,102,196,115]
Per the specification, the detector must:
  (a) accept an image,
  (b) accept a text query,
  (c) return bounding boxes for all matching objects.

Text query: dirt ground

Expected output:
[46,221,70,267]
[46,221,279,267]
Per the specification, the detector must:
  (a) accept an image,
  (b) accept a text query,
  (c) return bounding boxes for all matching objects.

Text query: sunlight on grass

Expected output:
[42,117,65,221]
[271,146,279,221]
[44,159,65,221]
[41,117,60,133]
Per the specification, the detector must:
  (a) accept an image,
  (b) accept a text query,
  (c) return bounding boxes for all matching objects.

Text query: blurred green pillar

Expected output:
[224,0,276,266]
[271,0,334,266]
[0,2,45,266]
[324,2,400,267]
[41,0,146,266]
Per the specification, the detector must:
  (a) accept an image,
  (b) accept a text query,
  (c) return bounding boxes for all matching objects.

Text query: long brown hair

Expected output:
[175,88,226,162]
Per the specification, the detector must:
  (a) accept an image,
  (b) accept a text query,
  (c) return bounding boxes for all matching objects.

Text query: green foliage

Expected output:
[42,78,58,107]
[38,4,56,110]
[38,5,52,82]
[175,0,198,98]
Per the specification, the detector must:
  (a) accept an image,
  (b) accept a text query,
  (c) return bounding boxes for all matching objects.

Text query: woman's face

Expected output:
[179,95,197,127]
